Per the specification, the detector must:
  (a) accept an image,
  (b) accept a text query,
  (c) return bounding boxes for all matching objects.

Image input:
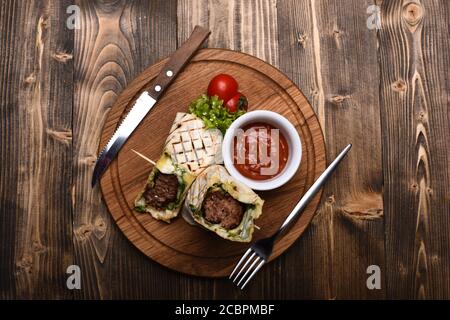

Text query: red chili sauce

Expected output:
[233,122,289,180]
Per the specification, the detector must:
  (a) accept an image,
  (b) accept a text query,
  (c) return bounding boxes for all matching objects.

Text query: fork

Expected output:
[229,143,352,289]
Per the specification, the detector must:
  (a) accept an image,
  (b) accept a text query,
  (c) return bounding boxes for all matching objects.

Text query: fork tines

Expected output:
[229,248,266,290]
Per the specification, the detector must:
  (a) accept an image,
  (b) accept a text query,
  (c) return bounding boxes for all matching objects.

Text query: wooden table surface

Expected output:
[0,0,448,299]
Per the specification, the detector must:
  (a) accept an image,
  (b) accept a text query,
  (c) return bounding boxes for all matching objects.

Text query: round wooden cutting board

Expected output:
[99,48,326,277]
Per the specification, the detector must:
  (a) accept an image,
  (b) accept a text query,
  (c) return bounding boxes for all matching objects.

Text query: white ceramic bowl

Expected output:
[222,110,302,191]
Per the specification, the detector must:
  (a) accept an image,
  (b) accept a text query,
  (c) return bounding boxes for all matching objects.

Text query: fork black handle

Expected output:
[271,143,352,241]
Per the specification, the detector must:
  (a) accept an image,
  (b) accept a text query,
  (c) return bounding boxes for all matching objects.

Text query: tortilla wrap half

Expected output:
[182,165,264,242]
[134,113,222,222]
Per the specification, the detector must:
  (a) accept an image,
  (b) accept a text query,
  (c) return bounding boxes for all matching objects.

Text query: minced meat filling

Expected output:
[202,190,244,230]
[144,173,179,209]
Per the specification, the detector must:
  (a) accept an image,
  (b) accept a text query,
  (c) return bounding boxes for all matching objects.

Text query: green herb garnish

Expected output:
[135,205,146,213]
[188,94,246,134]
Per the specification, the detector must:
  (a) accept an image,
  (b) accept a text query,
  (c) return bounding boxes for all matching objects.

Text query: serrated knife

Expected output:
[92,26,211,187]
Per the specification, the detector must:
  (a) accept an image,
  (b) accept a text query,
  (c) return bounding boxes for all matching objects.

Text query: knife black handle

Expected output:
[147,26,211,100]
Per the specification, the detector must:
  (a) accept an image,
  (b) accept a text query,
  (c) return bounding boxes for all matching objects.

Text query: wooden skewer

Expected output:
[131,149,156,165]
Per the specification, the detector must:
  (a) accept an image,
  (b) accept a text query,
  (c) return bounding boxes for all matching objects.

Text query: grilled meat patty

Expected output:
[144,173,179,209]
[202,190,244,230]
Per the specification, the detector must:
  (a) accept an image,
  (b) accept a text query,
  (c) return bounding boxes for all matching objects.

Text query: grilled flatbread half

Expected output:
[182,165,264,242]
[164,113,223,174]
[135,113,222,222]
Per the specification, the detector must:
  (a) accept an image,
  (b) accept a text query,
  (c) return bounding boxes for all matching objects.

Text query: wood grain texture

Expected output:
[379,0,450,299]
[1,0,449,299]
[277,0,331,299]
[73,0,183,299]
[277,0,385,299]
[178,0,279,66]
[0,0,73,299]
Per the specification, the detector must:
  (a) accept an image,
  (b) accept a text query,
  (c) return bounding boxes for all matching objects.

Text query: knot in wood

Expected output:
[25,73,36,85]
[431,255,440,264]
[81,155,97,166]
[39,15,49,29]
[16,254,33,274]
[46,129,72,145]
[391,80,407,92]
[332,29,341,37]
[93,216,107,239]
[398,263,407,276]
[341,192,383,220]
[75,224,94,241]
[52,51,73,63]
[417,111,427,122]
[297,33,308,48]
[402,2,423,28]
[32,240,46,254]
[330,95,350,104]
[326,194,335,205]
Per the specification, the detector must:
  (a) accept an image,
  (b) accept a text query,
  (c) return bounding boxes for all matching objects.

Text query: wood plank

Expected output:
[379,0,450,299]
[73,0,181,299]
[178,0,288,299]
[177,0,208,46]
[178,0,278,66]
[276,0,330,299]
[0,0,446,299]
[278,0,385,299]
[0,0,73,299]
[0,0,21,299]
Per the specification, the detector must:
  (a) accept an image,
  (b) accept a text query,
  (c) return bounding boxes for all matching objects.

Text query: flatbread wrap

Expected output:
[134,113,222,222]
[182,165,264,242]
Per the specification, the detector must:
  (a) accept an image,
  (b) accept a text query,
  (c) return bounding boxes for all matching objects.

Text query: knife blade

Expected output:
[91,92,156,187]
[92,26,211,187]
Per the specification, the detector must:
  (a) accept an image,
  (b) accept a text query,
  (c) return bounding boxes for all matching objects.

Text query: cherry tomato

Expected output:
[207,74,238,103]
[225,92,248,113]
